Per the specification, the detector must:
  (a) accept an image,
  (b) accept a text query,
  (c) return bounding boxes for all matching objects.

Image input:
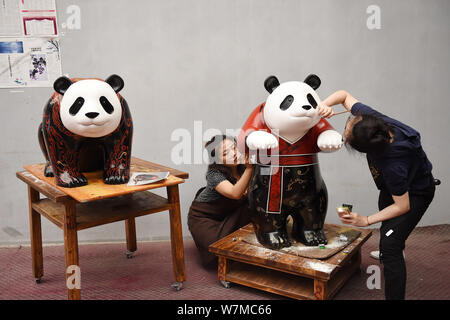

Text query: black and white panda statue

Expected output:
[238,74,343,249]
[38,74,133,188]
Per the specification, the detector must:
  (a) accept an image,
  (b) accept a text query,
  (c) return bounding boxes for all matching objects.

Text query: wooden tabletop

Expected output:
[17,157,189,203]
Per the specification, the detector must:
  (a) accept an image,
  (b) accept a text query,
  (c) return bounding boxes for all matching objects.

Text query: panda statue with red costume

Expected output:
[38,74,133,188]
[238,74,342,249]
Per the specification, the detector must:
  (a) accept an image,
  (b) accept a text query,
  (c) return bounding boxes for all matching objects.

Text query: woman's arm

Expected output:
[215,166,254,200]
[318,90,359,118]
[339,192,411,227]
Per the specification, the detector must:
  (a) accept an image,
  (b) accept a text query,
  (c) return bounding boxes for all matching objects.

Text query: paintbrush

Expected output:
[321,110,350,118]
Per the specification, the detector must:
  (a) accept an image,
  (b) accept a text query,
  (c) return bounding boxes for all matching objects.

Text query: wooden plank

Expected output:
[131,157,189,179]
[125,218,137,253]
[325,249,362,299]
[32,191,171,231]
[225,261,315,300]
[17,171,70,203]
[63,200,80,300]
[24,162,184,203]
[167,185,186,283]
[28,186,43,280]
[326,228,372,273]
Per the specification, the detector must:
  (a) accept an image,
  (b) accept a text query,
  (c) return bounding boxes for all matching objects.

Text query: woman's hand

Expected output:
[244,153,253,169]
[318,102,334,119]
[338,210,369,227]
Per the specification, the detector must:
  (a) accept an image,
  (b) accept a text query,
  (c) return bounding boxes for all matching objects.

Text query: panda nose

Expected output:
[85,112,99,119]
[302,105,312,110]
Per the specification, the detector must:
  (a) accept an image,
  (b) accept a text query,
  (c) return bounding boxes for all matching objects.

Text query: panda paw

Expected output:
[246,131,279,150]
[317,130,343,153]
[44,163,54,177]
[57,172,88,188]
[256,230,291,250]
[104,174,129,185]
[296,230,320,246]
[315,229,328,245]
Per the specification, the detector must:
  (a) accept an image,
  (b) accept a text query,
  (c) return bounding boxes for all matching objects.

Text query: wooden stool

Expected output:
[16,157,188,300]
[209,224,372,300]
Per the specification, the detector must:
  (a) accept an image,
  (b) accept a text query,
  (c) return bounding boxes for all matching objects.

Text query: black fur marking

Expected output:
[99,96,114,114]
[307,93,317,109]
[280,95,294,111]
[105,74,124,93]
[69,97,85,115]
[264,75,280,93]
[304,74,321,90]
[54,76,73,95]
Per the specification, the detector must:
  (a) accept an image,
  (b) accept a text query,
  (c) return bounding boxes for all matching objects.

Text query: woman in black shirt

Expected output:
[319,90,437,300]
[188,135,253,268]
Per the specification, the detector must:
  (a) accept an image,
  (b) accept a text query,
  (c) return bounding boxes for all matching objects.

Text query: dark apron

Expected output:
[187,187,250,267]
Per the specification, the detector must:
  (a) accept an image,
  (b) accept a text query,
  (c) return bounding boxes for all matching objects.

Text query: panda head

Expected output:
[54,74,124,138]
[263,74,322,143]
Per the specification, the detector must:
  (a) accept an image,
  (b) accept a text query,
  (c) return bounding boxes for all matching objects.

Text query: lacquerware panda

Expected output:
[38,75,133,188]
[238,74,343,249]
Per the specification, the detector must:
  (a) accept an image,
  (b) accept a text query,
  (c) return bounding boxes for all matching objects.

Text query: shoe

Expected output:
[370,250,380,260]
[370,250,405,260]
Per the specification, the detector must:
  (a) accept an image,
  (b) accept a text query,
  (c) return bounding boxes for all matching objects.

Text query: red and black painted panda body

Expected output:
[38,75,133,188]
[238,75,343,249]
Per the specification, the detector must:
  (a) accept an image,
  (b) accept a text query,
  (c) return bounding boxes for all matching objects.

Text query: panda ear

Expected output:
[304,74,321,90]
[264,76,280,94]
[53,76,73,95]
[105,74,124,93]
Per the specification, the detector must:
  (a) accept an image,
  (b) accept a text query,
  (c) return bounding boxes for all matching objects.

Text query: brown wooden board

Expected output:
[31,191,171,230]
[16,171,70,203]
[241,223,361,259]
[24,160,184,203]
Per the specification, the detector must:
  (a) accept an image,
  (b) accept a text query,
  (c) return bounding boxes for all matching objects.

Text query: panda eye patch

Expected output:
[280,95,294,111]
[99,96,114,114]
[69,97,85,115]
[307,94,317,109]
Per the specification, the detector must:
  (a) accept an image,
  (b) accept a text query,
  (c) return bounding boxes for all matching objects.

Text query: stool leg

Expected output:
[125,218,137,258]
[28,186,43,282]
[314,279,328,300]
[167,185,186,286]
[63,200,80,300]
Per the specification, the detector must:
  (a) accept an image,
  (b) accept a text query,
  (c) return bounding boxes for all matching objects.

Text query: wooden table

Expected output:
[209,224,372,300]
[16,157,189,300]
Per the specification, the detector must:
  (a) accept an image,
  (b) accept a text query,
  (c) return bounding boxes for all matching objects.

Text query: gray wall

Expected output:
[1,0,449,245]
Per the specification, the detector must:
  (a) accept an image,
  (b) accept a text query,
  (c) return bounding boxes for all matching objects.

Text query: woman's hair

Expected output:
[345,115,392,154]
[204,134,245,182]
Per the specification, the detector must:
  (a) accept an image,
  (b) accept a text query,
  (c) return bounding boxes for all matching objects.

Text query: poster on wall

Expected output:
[0,0,58,37]
[0,0,61,88]
[0,37,61,88]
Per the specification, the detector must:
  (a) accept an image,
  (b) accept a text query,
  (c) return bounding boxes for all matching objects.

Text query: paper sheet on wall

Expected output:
[0,38,61,87]
[0,0,58,37]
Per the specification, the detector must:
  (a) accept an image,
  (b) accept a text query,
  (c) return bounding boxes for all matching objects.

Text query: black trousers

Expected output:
[378,185,435,300]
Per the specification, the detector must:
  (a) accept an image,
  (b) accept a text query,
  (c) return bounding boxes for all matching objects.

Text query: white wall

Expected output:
[1,0,449,245]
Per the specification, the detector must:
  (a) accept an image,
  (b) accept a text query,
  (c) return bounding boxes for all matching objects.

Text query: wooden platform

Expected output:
[209,223,372,300]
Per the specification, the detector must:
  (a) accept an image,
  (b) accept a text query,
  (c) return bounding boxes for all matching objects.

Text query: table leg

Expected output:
[63,200,80,300]
[218,256,231,288]
[167,185,186,284]
[27,186,43,282]
[314,279,328,300]
[125,218,137,258]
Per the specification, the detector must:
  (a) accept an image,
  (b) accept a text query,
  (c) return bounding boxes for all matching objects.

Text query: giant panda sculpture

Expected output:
[38,74,133,188]
[238,74,343,249]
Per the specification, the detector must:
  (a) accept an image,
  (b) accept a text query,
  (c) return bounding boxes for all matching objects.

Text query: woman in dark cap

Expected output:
[319,90,438,300]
